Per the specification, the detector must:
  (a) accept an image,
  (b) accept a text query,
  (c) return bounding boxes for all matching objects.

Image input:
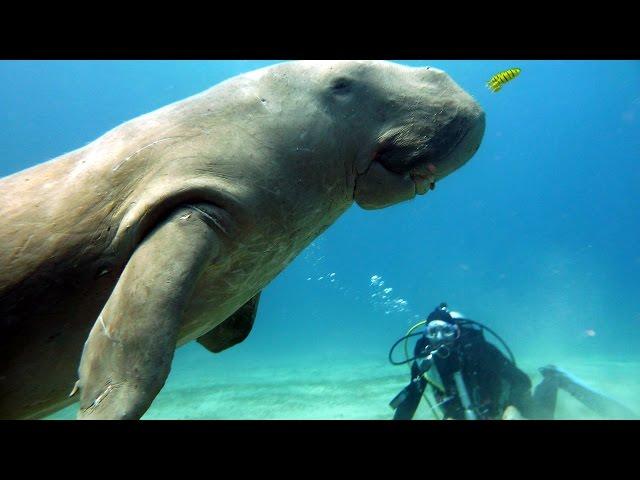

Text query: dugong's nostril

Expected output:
[428,67,446,77]
[417,65,446,80]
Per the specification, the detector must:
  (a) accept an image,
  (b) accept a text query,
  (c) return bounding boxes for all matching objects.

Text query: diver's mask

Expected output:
[425,320,460,347]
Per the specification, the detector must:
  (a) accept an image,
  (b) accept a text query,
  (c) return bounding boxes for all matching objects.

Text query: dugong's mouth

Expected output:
[410,172,435,195]
[382,131,463,197]
[406,116,485,195]
[410,163,438,195]
[353,113,484,210]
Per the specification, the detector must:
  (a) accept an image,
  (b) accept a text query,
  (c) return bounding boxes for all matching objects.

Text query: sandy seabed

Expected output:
[46,347,640,420]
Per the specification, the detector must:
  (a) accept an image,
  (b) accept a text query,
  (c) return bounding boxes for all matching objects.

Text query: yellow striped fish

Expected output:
[487,68,521,92]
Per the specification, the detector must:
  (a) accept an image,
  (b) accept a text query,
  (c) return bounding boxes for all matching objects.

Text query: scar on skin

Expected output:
[112,137,177,172]
[82,383,116,413]
[98,313,115,341]
[188,205,229,235]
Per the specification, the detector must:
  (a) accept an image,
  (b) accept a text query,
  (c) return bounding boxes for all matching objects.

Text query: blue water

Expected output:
[1,60,639,418]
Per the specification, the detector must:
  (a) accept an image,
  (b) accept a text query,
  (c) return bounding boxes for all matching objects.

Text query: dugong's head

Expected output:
[310,61,485,209]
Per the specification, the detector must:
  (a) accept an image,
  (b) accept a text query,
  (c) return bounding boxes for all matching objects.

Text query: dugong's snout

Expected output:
[376,85,485,194]
[425,105,485,185]
[353,71,485,210]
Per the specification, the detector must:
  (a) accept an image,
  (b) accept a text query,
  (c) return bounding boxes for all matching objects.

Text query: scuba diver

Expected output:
[388,302,637,420]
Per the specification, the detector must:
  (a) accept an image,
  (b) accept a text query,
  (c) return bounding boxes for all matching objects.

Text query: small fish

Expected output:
[487,68,521,92]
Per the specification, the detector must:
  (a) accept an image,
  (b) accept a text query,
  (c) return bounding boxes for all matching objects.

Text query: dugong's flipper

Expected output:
[75,205,221,420]
[197,293,261,354]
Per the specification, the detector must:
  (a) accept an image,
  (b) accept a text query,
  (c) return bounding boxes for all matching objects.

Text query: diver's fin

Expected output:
[197,292,261,354]
[542,365,637,419]
[389,387,410,410]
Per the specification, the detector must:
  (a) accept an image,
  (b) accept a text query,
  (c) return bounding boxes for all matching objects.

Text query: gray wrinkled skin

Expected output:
[0,61,485,419]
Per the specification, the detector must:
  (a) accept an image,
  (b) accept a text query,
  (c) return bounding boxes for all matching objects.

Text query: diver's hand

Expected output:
[502,405,525,420]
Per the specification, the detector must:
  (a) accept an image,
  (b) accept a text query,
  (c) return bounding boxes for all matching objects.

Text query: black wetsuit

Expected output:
[393,323,534,420]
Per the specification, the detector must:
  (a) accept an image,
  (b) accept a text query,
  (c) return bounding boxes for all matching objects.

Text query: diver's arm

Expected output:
[484,342,531,390]
[391,360,429,420]
[412,357,432,377]
[390,338,432,420]
[411,336,434,377]
[481,342,535,416]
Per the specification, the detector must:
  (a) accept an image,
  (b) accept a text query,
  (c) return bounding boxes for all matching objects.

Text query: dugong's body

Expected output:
[0,61,484,419]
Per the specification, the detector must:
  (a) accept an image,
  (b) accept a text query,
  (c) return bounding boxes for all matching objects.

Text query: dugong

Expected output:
[0,61,485,419]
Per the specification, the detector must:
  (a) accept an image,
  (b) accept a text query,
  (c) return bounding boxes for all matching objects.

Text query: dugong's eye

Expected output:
[330,77,353,95]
